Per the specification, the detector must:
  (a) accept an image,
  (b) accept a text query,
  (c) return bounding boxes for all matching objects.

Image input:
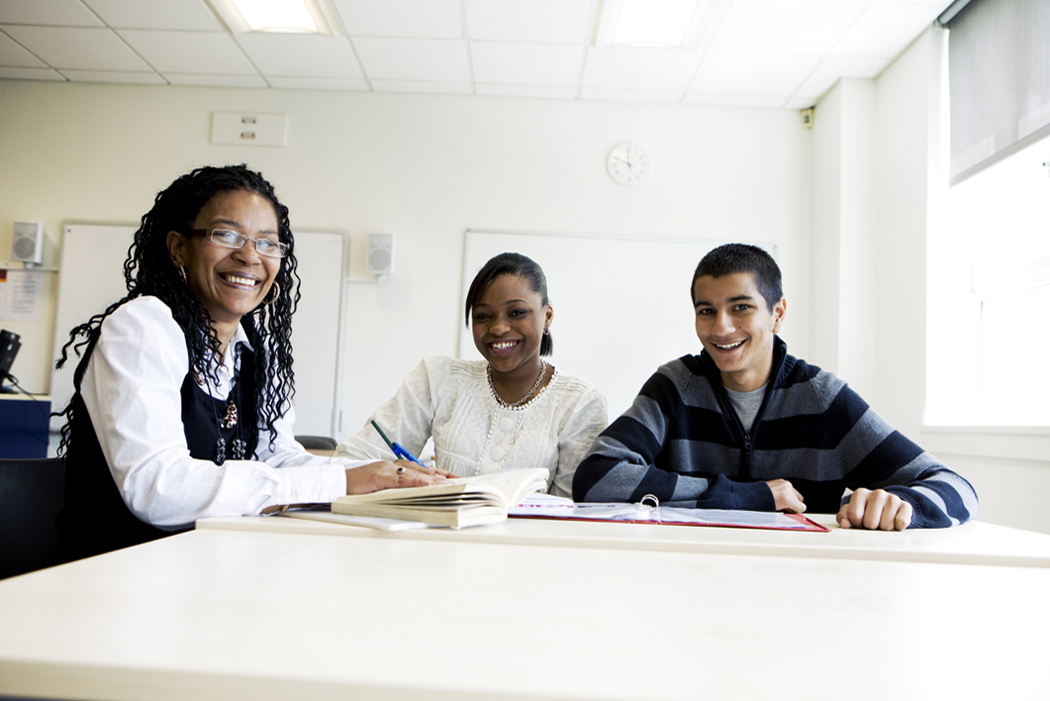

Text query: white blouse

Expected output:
[79,296,368,529]
[335,357,608,498]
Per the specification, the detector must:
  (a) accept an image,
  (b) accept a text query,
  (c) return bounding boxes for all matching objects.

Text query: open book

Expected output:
[331,468,549,529]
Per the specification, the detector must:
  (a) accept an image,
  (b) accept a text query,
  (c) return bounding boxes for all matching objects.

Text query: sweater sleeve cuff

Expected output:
[730,479,777,512]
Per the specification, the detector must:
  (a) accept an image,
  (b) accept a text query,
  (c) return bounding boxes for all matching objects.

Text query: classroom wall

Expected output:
[0,79,811,436]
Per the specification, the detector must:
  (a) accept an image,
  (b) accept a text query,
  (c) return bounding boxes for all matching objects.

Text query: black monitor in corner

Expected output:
[0,329,21,393]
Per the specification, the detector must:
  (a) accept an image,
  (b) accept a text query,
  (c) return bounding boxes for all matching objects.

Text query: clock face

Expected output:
[607,144,651,186]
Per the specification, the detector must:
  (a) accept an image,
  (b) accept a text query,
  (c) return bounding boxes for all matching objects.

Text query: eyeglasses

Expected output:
[192,228,288,259]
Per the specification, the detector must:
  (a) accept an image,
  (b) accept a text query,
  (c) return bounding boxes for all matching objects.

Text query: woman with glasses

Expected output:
[53,165,450,563]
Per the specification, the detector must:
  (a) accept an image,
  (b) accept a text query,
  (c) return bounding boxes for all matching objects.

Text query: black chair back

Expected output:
[0,457,65,579]
[295,435,338,451]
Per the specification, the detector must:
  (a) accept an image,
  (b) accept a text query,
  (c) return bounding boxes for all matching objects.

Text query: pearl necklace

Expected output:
[488,360,548,410]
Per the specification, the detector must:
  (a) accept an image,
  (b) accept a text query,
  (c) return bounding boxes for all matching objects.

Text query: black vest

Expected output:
[55,331,258,564]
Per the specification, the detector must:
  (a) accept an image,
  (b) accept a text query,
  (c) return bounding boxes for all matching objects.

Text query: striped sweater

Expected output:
[572,338,977,528]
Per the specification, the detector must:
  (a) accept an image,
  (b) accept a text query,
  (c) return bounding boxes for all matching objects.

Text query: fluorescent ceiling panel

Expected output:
[2,26,151,71]
[119,30,257,74]
[353,37,470,82]
[82,0,223,30]
[0,0,104,26]
[334,0,462,38]
[470,42,584,86]
[612,0,701,47]
[581,46,701,92]
[710,0,868,55]
[237,33,364,77]
[464,0,593,44]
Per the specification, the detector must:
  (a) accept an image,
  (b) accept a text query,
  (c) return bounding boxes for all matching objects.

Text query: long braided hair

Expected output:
[55,164,300,455]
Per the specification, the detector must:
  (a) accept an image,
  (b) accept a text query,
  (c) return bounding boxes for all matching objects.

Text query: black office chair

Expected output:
[0,457,65,579]
[295,435,338,451]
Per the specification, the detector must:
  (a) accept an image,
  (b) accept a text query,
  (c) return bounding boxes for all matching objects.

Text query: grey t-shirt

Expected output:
[725,383,768,434]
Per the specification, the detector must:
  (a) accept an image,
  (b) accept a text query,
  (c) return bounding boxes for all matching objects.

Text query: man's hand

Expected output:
[766,479,805,513]
[837,488,912,531]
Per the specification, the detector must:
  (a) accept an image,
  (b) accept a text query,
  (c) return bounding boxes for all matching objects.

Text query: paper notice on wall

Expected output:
[0,270,42,321]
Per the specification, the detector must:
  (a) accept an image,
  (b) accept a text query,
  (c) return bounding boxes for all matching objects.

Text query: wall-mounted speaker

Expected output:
[10,221,45,265]
[366,233,395,276]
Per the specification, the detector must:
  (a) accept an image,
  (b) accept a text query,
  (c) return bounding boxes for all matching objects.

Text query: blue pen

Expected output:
[371,420,431,472]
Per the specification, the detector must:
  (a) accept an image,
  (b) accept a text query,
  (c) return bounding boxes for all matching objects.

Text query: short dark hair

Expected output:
[464,252,552,356]
[691,243,782,312]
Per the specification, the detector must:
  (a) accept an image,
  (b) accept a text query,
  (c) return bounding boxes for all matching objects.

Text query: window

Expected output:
[927,133,1050,426]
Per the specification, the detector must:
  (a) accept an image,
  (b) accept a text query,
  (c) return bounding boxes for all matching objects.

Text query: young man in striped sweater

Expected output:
[573,244,977,530]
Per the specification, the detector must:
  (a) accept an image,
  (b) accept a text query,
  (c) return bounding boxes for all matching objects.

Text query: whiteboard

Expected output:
[459,230,777,419]
[51,223,347,437]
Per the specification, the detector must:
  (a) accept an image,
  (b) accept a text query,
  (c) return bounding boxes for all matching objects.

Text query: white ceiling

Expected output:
[0,0,951,109]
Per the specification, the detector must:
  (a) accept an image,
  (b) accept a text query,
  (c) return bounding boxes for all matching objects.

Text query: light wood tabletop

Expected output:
[1,523,1047,701]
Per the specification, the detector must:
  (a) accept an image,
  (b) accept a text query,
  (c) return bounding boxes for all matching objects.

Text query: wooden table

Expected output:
[1,518,1047,700]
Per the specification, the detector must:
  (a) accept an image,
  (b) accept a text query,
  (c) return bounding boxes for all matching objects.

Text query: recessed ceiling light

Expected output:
[594,0,729,51]
[208,0,343,35]
[614,0,699,47]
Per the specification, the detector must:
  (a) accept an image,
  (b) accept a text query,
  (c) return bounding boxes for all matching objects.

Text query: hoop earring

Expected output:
[177,262,187,284]
[264,281,280,306]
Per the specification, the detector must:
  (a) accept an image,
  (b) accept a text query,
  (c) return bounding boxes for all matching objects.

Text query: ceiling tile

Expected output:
[0,66,66,80]
[784,95,817,109]
[236,34,363,78]
[792,55,887,99]
[119,30,255,74]
[710,0,868,56]
[683,93,786,108]
[476,83,578,99]
[370,79,471,94]
[58,69,166,84]
[578,87,682,103]
[464,0,594,44]
[3,26,151,71]
[163,73,268,87]
[267,76,370,90]
[581,47,701,92]
[0,0,104,27]
[689,51,820,97]
[82,0,223,31]
[831,3,945,59]
[353,37,470,82]
[0,30,47,67]
[333,0,462,38]
[471,42,584,86]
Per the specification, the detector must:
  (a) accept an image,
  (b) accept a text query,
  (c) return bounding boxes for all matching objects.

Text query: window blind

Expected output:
[946,0,1050,185]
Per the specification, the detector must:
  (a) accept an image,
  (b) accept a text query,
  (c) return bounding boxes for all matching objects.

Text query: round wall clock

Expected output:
[607,143,651,186]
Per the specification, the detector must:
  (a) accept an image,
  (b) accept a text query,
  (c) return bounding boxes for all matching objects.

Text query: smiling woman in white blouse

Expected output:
[53,165,450,564]
[335,252,608,498]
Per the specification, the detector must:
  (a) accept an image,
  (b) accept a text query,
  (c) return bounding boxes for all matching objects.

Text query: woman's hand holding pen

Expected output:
[345,461,458,495]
